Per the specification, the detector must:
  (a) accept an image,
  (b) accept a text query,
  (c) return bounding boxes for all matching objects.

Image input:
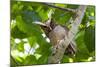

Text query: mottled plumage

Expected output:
[40,19,76,56]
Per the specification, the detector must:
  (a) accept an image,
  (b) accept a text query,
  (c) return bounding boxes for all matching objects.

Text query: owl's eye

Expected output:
[43,26,48,28]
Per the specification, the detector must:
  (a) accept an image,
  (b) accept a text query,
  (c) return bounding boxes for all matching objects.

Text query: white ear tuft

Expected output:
[33,21,46,26]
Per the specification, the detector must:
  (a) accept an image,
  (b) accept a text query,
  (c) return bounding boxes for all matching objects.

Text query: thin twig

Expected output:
[41,3,77,13]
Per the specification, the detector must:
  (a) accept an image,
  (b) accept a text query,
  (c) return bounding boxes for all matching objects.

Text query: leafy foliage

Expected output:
[10,1,95,66]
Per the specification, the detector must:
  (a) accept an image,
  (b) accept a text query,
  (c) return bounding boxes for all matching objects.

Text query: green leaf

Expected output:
[11,26,28,39]
[16,15,42,36]
[75,30,90,62]
[52,9,72,25]
[24,55,37,65]
[66,4,79,9]
[84,26,95,52]
[28,36,37,47]
[61,55,70,63]
[36,5,51,22]
[16,41,24,52]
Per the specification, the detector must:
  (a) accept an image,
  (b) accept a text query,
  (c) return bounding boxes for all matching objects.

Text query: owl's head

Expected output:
[41,19,57,37]
[34,18,57,37]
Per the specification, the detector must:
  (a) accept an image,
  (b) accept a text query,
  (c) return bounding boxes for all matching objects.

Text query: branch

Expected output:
[41,3,77,13]
[69,5,87,39]
[48,5,87,63]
